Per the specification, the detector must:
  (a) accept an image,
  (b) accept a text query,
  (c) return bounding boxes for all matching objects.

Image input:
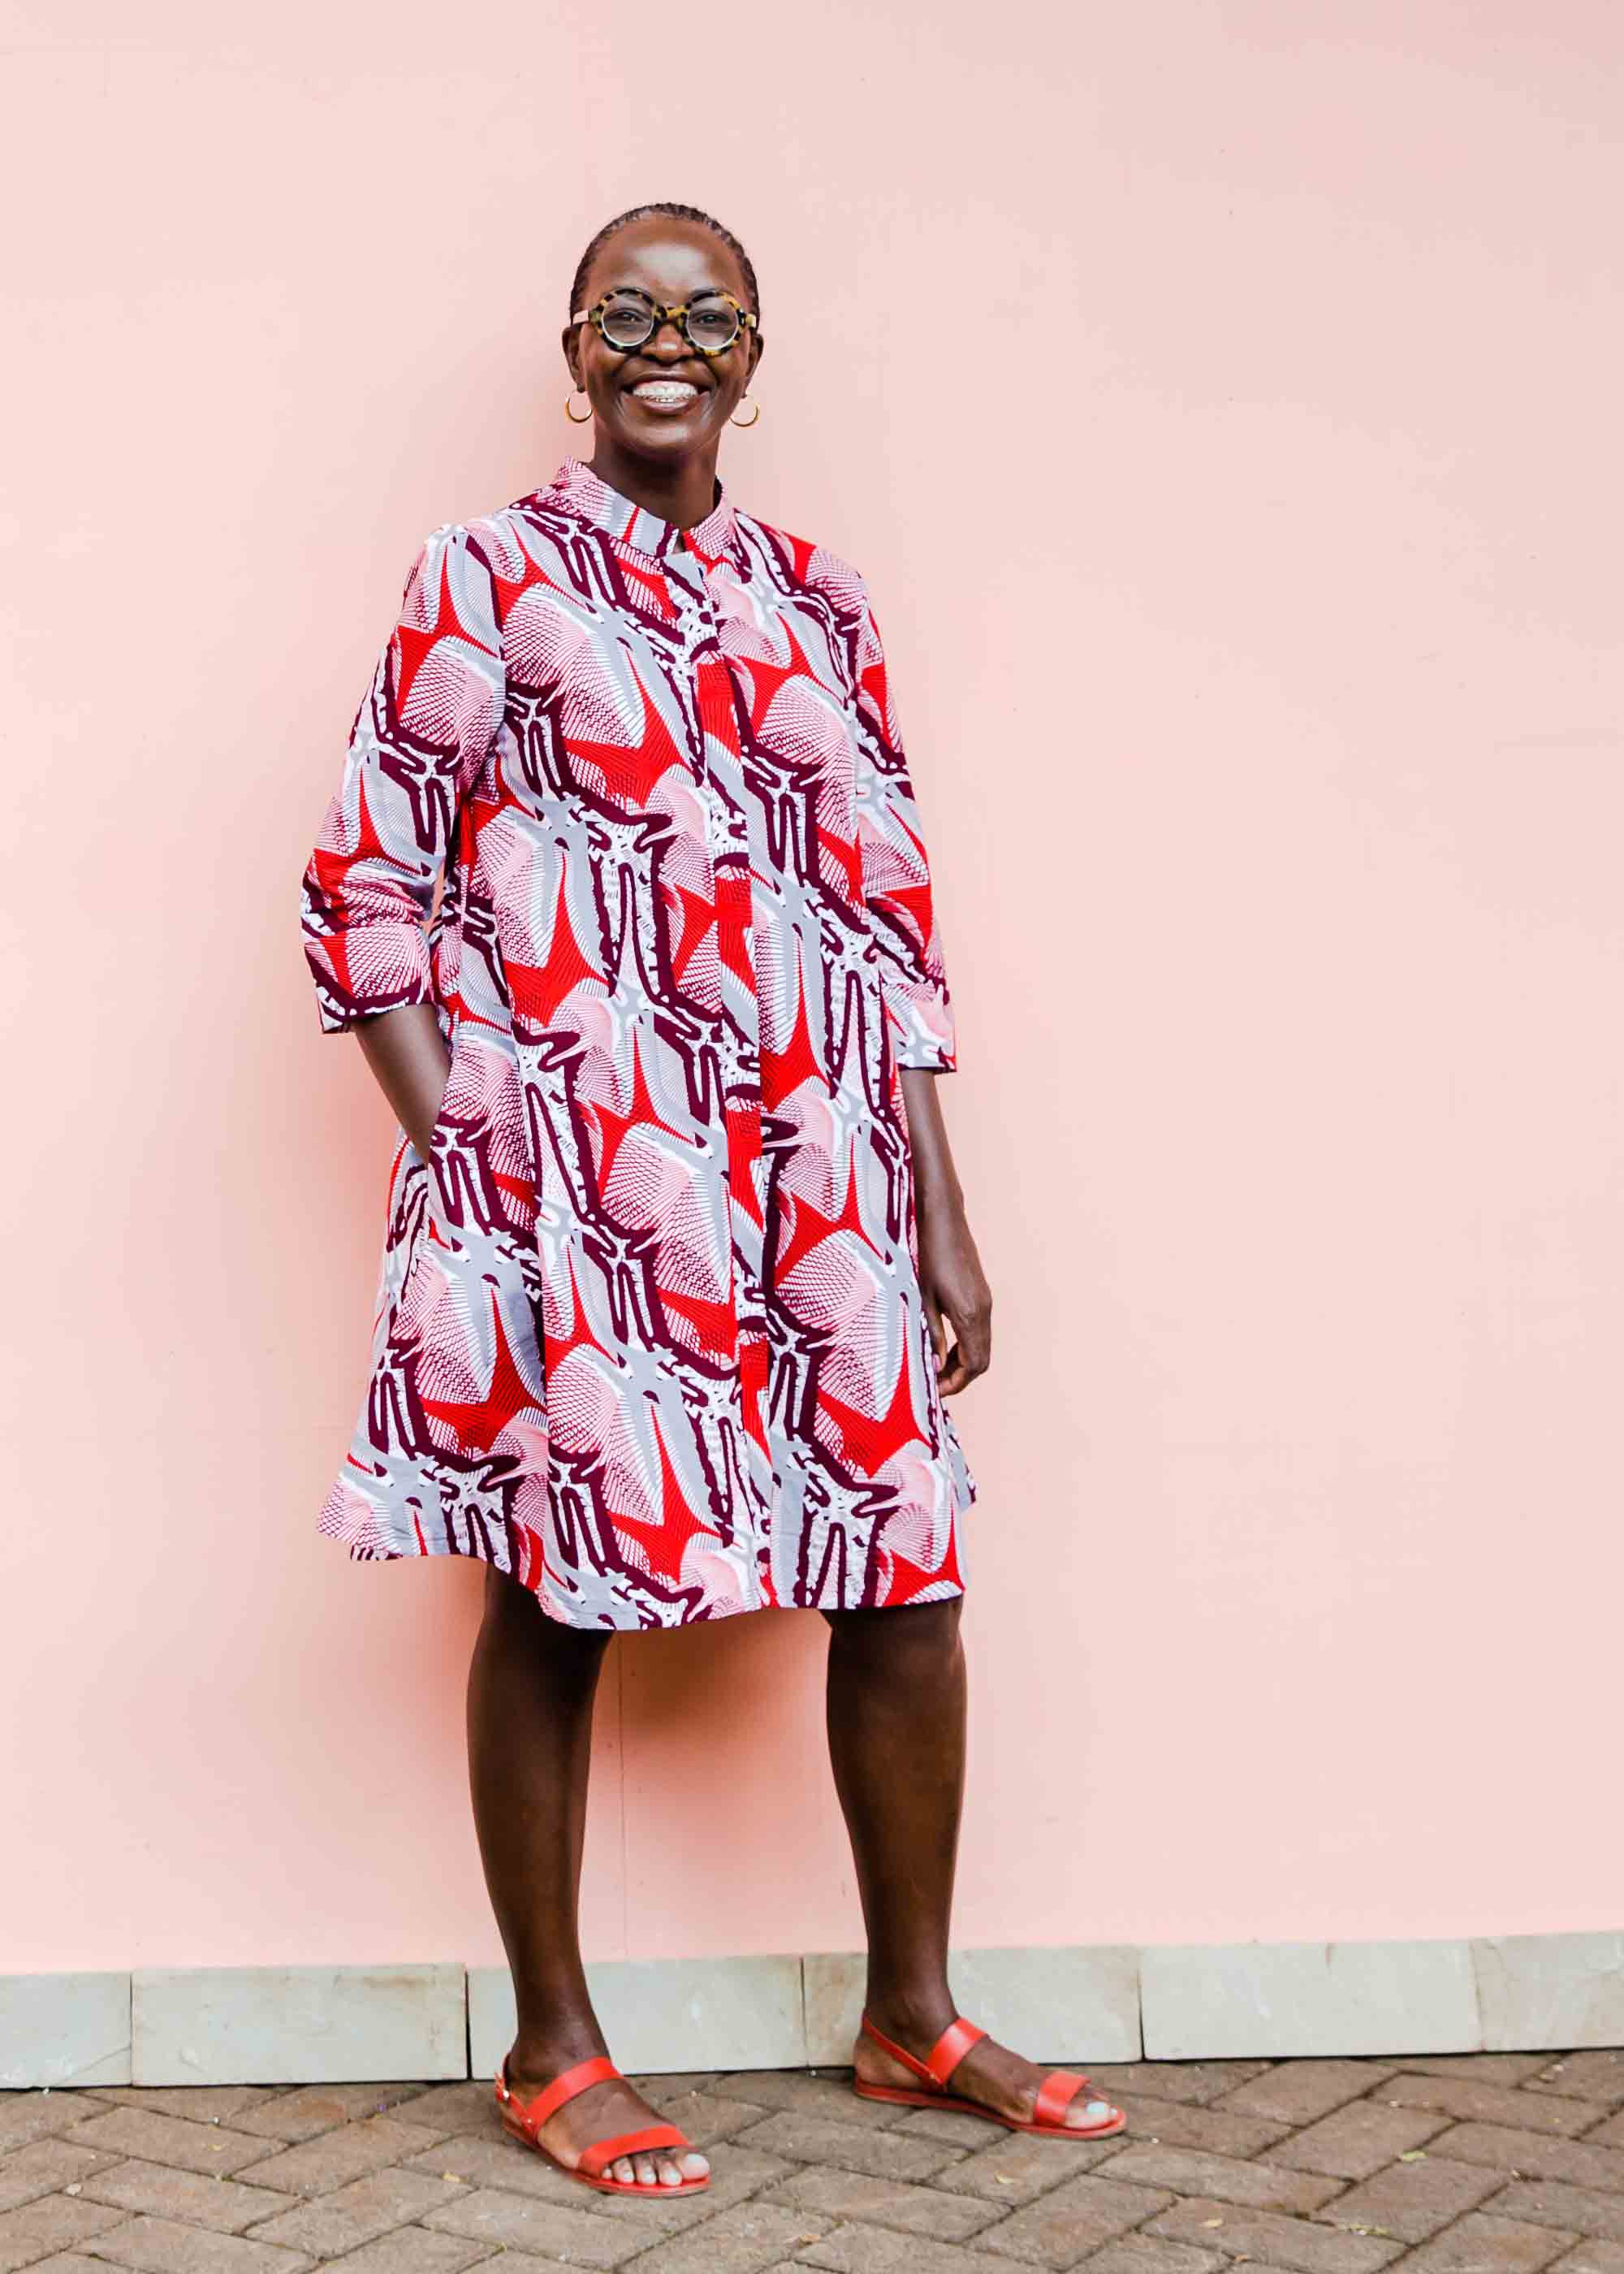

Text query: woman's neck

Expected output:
[587,439,721,531]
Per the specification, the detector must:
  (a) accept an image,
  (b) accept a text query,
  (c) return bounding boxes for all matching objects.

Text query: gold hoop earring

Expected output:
[731,397,761,428]
[564,388,592,425]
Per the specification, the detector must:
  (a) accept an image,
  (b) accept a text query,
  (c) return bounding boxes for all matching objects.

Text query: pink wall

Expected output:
[4,2,1620,1974]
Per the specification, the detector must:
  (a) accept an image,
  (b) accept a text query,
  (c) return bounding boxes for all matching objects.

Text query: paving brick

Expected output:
[1086,2062,1275,2108]
[1381,2080,1599,2137]
[1403,2214,1580,2273]
[1315,2155,1506,2242]
[1528,2059,1624,2108]
[796,2229,1009,2264]
[762,2162,1000,2240]
[3,2256,114,2274]
[422,2179,652,2262]
[577,2198,818,2272]
[0,2095,97,2154]
[1273,2099,1450,2179]
[1589,2116,1624,2151]
[89,2089,288,2125]
[1429,2124,1624,2193]
[1220,2063,1398,2126]
[74,2212,317,2272]
[1551,2244,1624,2274]
[719,2072,904,2128]
[893,2106,1007,2147]
[1488,2185,1624,2246]
[378,2082,502,2135]
[59,2108,275,2179]
[0,2134,114,2211]
[628,2070,728,2096]
[1104,2143,1343,2215]
[1147,2196,1405,2274]
[650,2089,785,2147]
[797,2226,1026,2272]
[973,2168,1173,2263]
[282,2229,489,2274]
[588,2142,798,2234]
[223,2112,444,2195]
[76,2157,297,2231]
[0,2190,128,2271]
[241,2164,465,2254]
[1085,2241,1227,2274]
[934,2129,1126,2205]
[1399,2061,1558,2087]
[734,2110,965,2181]
[227,2082,430,2142]
[401,2125,601,2204]
[1108,2090,1290,2160]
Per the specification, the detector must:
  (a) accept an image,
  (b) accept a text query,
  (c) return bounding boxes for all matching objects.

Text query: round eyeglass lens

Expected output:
[685,296,741,351]
[598,294,656,348]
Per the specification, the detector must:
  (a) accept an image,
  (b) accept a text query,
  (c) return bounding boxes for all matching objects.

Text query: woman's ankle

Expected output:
[861,1982,958,2047]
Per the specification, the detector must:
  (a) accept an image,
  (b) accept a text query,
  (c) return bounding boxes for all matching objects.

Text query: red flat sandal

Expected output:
[494,2051,711,2195]
[853,2010,1126,2138]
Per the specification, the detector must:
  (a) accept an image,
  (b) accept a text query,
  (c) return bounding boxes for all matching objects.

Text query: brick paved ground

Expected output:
[3,2048,1623,2273]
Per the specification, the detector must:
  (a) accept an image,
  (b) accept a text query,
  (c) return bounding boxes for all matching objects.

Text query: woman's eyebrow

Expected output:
[605,280,730,297]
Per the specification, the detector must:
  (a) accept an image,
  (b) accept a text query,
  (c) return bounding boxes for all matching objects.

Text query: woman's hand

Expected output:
[355,1002,452,1165]
[900,1068,991,1394]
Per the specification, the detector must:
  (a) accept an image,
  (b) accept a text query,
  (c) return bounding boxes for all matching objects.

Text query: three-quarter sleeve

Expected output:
[300,522,505,1033]
[850,592,958,1072]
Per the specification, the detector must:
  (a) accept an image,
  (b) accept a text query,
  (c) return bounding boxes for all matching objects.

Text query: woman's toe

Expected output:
[633,2152,659,2186]
[680,2149,710,2181]
[610,2155,636,2183]
[1071,2096,1118,2126]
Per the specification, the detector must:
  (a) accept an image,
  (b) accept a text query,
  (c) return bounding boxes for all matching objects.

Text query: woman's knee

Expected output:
[823,1593,964,1672]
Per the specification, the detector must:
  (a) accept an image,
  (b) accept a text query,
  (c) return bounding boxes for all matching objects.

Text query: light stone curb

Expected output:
[1473,1931,1624,2051]
[0,1970,132,2087]
[131,1962,467,2084]
[2,1932,1619,2087]
[1140,1937,1482,2059]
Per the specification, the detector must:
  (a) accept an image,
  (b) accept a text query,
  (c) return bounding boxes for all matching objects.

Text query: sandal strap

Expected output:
[578,2121,689,2179]
[1033,2067,1089,2128]
[497,2051,618,2133]
[861,2009,987,2090]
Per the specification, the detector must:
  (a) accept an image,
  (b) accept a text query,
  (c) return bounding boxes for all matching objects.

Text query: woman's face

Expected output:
[564,215,763,465]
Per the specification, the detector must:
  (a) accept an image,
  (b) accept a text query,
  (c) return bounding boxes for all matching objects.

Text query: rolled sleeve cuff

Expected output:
[888,983,958,1072]
[304,922,434,1034]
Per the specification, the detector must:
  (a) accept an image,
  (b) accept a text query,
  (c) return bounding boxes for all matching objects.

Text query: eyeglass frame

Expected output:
[569,287,759,358]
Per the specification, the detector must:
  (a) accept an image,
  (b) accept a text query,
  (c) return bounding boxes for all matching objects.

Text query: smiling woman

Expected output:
[564,204,765,499]
[299,197,1121,2203]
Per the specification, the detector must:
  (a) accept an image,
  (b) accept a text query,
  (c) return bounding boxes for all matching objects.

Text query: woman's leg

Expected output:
[466,1564,709,2187]
[820,1595,1121,2129]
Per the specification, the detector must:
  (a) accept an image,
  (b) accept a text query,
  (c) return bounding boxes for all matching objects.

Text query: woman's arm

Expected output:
[902,1067,991,1395]
[354,1004,452,1165]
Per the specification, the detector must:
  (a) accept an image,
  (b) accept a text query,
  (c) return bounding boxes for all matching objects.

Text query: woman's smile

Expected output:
[627,378,704,413]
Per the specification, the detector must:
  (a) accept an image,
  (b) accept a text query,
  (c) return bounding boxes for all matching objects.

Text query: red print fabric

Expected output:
[300,456,975,1628]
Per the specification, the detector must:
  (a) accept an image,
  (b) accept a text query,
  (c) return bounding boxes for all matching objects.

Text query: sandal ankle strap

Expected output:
[497,2051,618,2132]
[861,2009,987,2090]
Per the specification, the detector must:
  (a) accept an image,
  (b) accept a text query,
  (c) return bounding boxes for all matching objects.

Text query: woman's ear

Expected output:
[561,326,585,387]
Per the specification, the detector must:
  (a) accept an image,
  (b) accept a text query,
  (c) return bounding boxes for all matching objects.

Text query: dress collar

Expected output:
[541,455,738,567]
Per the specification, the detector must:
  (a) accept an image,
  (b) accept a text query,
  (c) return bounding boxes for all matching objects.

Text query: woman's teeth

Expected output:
[631,381,699,409]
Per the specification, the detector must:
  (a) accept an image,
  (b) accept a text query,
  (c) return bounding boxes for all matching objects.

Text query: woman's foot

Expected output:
[502,2044,710,2189]
[853,2004,1123,2132]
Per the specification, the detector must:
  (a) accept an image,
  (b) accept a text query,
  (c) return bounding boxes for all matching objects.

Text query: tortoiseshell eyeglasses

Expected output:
[571,287,758,357]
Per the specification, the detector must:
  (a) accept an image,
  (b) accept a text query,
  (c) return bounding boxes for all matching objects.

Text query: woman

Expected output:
[300,201,1124,2198]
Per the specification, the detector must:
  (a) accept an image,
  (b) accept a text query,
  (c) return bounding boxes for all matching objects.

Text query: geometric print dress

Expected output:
[300,454,975,1630]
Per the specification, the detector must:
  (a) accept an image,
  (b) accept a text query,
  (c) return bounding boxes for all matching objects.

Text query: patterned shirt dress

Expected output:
[300,455,976,1630]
